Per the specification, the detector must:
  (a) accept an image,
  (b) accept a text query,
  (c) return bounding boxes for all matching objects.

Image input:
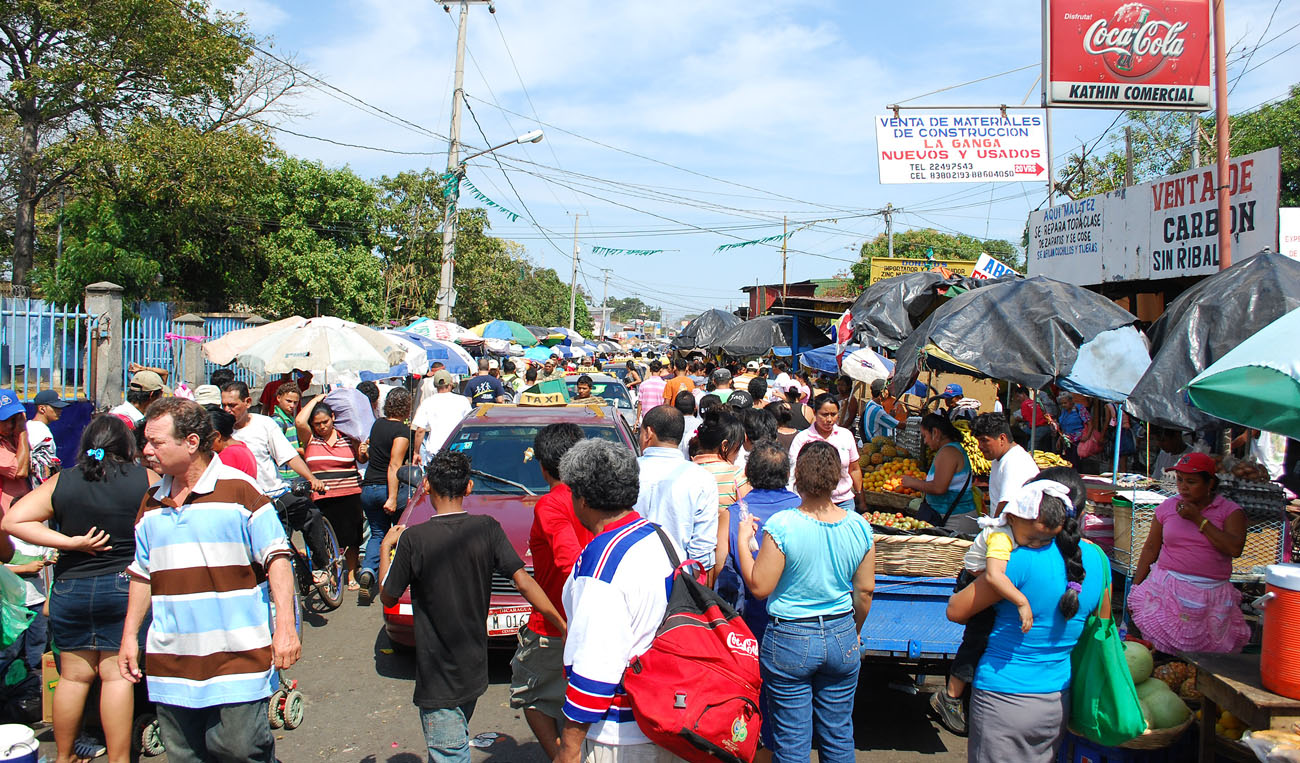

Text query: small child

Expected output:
[930,479,1072,733]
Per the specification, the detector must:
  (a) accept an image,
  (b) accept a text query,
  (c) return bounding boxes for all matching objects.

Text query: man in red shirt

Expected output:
[510,423,592,759]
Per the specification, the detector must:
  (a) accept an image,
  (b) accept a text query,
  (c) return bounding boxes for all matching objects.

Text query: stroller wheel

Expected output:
[134,713,166,757]
[283,688,305,730]
[268,687,287,728]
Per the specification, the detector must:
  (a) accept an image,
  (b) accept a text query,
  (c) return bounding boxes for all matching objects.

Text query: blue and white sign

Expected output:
[971,253,1016,280]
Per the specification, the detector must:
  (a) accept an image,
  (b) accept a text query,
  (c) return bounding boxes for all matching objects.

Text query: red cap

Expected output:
[1167,452,1216,475]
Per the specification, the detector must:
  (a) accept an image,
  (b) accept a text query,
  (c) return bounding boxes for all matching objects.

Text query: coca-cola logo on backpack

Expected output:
[622,526,763,763]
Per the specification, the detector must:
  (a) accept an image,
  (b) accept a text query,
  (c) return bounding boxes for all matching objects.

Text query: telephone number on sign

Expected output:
[929,163,974,171]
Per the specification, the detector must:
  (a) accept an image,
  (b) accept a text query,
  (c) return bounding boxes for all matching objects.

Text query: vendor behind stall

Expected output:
[901,414,975,528]
[1129,452,1250,655]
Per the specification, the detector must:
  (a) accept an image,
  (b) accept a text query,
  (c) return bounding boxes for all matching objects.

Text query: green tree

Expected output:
[0,0,260,289]
[253,156,384,322]
[850,228,1020,287]
[36,117,274,306]
[1055,85,1299,206]
[607,296,662,322]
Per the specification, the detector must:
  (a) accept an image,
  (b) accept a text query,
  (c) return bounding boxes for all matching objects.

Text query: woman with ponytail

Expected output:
[945,468,1105,762]
[4,414,158,763]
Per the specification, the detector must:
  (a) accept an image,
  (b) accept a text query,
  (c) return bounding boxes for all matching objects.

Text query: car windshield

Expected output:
[565,381,632,409]
[445,424,623,494]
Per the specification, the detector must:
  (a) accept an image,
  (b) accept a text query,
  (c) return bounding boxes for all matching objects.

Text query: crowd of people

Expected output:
[0,342,1276,763]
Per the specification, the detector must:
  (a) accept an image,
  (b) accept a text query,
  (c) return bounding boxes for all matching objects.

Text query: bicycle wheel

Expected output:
[311,516,345,611]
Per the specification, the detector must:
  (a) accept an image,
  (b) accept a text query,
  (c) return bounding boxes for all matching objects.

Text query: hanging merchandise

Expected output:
[459,178,520,222]
[715,233,790,252]
[590,245,665,256]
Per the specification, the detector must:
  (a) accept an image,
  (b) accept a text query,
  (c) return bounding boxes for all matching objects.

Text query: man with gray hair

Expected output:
[557,439,687,763]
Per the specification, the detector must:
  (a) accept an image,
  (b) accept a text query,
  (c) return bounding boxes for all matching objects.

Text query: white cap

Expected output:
[488,359,500,370]
[1266,564,1300,592]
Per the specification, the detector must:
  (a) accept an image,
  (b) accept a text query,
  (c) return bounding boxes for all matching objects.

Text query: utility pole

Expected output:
[436,2,471,320]
[600,268,611,337]
[883,204,894,258]
[1124,126,1134,187]
[1213,0,1232,270]
[780,215,788,305]
[1190,116,1200,168]
[568,214,582,331]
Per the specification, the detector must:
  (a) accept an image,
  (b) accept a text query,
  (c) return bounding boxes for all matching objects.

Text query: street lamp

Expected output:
[436,128,544,320]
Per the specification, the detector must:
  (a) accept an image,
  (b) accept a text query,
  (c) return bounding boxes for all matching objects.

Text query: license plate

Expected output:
[487,606,531,637]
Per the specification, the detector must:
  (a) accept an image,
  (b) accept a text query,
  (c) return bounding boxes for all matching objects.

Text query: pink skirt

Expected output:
[1129,564,1250,654]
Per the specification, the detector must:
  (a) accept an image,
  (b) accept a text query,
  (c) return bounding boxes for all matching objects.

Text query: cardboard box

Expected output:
[41,651,57,724]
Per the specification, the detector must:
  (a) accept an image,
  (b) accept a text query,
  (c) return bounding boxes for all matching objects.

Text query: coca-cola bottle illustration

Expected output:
[1115,7,1151,71]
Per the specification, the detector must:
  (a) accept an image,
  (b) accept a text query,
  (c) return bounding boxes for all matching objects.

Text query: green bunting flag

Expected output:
[715,232,791,252]
[590,245,665,256]
[459,178,521,223]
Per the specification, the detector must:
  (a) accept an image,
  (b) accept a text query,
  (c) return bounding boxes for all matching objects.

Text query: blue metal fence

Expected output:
[203,316,261,386]
[0,298,95,400]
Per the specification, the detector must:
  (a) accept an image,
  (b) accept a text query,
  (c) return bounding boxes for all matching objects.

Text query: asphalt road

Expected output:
[37,593,968,762]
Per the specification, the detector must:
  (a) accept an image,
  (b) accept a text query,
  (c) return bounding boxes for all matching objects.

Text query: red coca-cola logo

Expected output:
[1083,2,1189,79]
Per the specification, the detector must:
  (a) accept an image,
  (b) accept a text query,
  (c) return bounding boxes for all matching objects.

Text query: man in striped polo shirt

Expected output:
[557,438,687,763]
[120,398,300,763]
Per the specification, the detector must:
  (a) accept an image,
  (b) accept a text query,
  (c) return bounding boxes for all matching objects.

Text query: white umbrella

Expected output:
[841,348,891,385]
[407,318,480,344]
[235,316,405,380]
[203,316,307,366]
[380,330,436,376]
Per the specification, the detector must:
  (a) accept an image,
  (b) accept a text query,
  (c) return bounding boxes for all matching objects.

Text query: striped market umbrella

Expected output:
[1186,308,1300,440]
[470,320,538,347]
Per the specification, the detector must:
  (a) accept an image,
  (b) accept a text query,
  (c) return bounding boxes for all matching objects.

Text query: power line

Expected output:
[1230,0,1282,93]
[893,63,1038,105]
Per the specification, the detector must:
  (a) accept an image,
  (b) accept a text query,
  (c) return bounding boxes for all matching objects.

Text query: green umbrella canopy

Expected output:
[1186,307,1300,440]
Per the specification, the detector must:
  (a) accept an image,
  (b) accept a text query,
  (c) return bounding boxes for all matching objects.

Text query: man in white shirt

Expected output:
[111,370,166,426]
[27,389,67,483]
[633,405,718,569]
[973,412,1041,517]
[411,370,472,465]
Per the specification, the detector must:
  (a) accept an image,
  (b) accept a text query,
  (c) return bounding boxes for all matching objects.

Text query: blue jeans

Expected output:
[155,698,275,763]
[359,483,392,578]
[759,612,861,763]
[419,700,476,763]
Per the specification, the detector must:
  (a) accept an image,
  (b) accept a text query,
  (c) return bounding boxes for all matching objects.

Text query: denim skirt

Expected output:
[49,571,131,652]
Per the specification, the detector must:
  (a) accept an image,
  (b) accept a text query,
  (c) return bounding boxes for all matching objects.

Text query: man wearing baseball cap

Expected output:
[940,383,980,423]
[710,367,735,404]
[27,390,68,483]
[411,370,471,465]
[111,370,167,425]
[0,389,30,519]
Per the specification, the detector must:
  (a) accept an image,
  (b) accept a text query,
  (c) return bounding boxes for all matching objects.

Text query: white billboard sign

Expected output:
[1281,208,1300,262]
[875,113,1048,184]
[1027,147,1280,284]
[971,253,1017,280]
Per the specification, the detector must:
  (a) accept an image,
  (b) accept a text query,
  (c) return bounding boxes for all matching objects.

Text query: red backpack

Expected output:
[622,526,763,763]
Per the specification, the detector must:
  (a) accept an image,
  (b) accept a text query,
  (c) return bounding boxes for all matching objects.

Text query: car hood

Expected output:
[398,487,539,564]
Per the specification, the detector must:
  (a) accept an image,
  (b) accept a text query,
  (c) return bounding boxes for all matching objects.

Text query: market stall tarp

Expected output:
[710,316,831,357]
[890,276,1147,399]
[671,309,741,350]
[1186,307,1300,440]
[849,271,1010,350]
[1127,252,1300,431]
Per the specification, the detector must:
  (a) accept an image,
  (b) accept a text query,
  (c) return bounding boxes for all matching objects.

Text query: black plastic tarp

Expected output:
[1127,252,1300,431]
[849,271,1014,350]
[710,316,832,357]
[670,309,741,350]
[890,276,1140,396]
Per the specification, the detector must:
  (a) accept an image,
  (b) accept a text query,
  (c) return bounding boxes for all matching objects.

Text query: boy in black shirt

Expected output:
[380,451,564,762]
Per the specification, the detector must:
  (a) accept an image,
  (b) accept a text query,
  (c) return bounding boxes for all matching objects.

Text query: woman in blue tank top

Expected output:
[901,413,974,524]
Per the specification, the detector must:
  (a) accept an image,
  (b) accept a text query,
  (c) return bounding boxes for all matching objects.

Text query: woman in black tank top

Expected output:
[3,414,154,763]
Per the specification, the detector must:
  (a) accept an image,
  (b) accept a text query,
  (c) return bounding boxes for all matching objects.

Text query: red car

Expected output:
[383,400,638,649]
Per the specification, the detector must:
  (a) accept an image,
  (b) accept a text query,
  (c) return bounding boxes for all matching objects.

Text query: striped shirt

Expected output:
[128,458,291,709]
[304,433,361,498]
[693,454,741,512]
[562,514,681,746]
[271,407,300,484]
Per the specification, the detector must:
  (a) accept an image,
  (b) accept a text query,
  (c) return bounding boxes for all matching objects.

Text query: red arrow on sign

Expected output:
[1014,163,1045,176]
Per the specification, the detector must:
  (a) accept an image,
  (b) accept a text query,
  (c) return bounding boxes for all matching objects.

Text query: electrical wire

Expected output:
[1230,0,1282,94]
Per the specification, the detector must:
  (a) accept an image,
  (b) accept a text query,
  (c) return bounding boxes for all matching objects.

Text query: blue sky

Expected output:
[212,0,1300,321]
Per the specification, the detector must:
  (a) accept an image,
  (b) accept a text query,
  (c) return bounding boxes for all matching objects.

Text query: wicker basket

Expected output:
[863,490,912,511]
[1118,713,1195,750]
[873,534,971,577]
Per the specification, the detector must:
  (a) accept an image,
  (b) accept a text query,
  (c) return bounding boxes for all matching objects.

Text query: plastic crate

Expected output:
[1056,728,1196,763]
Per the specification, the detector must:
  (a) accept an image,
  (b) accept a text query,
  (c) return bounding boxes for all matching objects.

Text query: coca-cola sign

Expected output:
[1045,0,1211,110]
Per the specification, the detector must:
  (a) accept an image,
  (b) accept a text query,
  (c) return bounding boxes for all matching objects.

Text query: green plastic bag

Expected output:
[0,567,34,650]
[1068,542,1147,746]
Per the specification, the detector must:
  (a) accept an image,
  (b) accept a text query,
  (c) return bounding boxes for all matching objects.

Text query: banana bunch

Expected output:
[953,420,992,475]
[1032,450,1071,469]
